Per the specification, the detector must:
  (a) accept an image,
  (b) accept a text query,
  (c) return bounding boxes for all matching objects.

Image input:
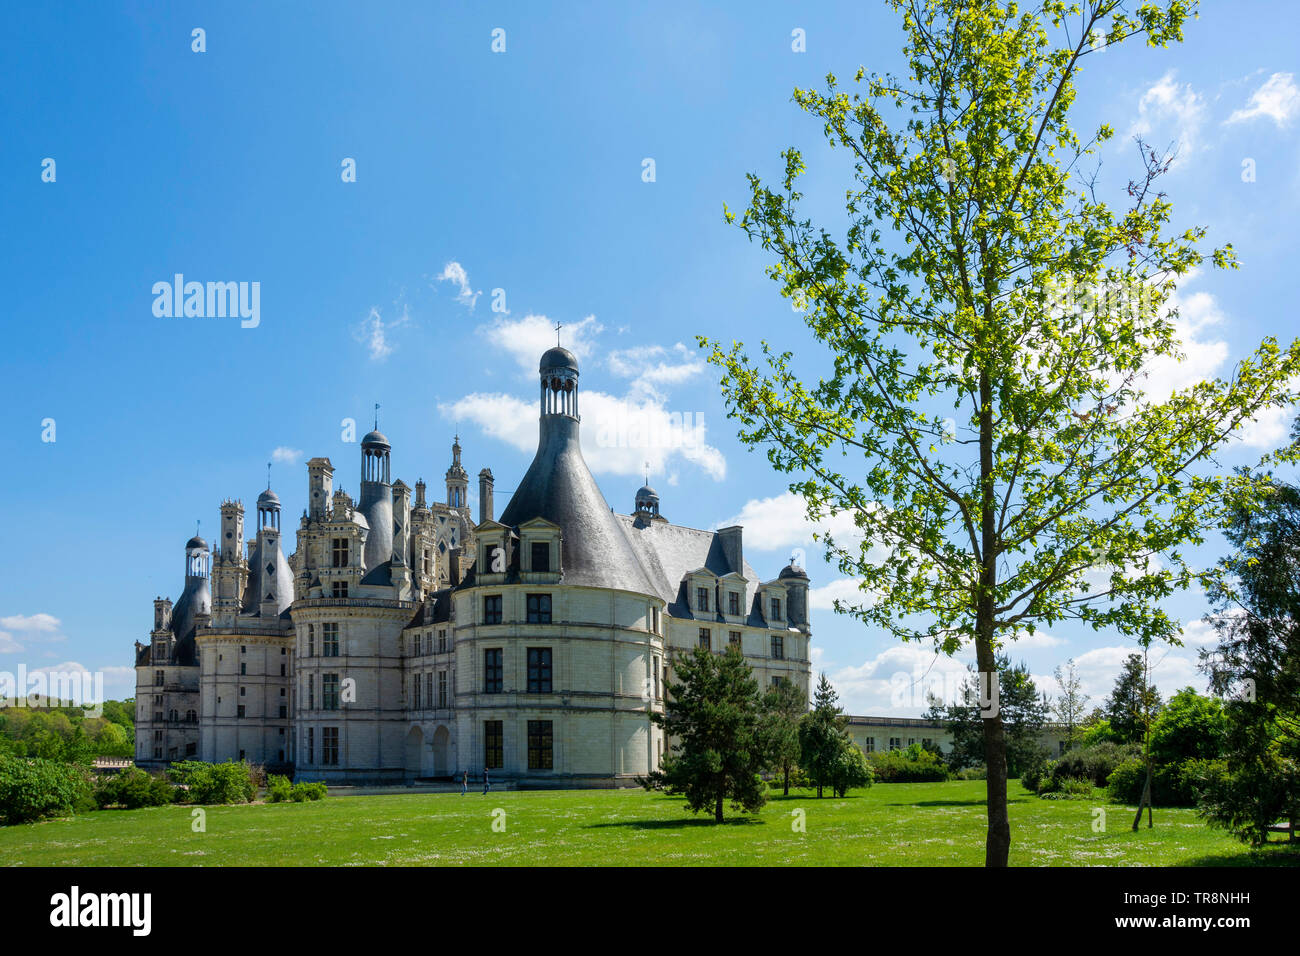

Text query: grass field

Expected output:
[2,780,1297,866]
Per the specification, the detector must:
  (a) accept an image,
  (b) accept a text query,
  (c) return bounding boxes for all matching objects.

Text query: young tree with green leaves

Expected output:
[1105,652,1163,744]
[700,0,1300,865]
[641,645,768,822]
[760,678,807,795]
[1052,659,1090,750]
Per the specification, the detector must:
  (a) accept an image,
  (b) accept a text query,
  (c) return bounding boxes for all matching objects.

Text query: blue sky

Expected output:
[1,1,1297,713]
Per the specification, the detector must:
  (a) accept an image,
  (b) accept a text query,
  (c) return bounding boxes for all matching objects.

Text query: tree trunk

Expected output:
[977,369,1010,868]
[783,763,790,797]
[1131,765,1152,831]
[715,788,724,823]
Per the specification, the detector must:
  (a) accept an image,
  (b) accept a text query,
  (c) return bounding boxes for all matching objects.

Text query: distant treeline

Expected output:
[0,698,135,761]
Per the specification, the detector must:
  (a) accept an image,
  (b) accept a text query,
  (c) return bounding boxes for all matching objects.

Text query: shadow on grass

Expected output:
[1183,843,1300,867]
[880,797,1030,807]
[586,816,765,831]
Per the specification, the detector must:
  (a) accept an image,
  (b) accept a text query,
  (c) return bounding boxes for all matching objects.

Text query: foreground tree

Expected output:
[701,0,1300,865]
[1198,417,1300,844]
[642,646,767,822]
[760,679,807,795]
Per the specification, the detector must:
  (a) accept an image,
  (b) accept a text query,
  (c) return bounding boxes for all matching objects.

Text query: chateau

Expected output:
[134,346,813,785]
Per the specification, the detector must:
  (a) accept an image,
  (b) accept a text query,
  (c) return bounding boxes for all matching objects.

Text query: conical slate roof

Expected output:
[498,415,656,595]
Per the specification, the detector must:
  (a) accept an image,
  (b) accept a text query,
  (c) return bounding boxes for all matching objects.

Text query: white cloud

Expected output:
[355,305,410,361]
[0,613,62,633]
[607,343,705,401]
[1226,72,1300,127]
[808,576,869,611]
[438,388,727,483]
[827,645,974,716]
[1072,644,1205,703]
[482,313,604,376]
[271,446,303,466]
[435,261,480,309]
[716,491,870,553]
[0,632,21,653]
[1177,618,1222,647]
[1139,285,1229,401]
[1128,70,1205,164]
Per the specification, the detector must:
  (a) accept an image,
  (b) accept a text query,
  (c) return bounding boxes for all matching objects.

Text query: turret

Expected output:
[359,429,393,573]
[446,436,468,509]
[307,457,334,520]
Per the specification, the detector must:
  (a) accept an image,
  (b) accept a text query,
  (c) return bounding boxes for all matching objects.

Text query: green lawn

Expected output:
[2,780,1296,866]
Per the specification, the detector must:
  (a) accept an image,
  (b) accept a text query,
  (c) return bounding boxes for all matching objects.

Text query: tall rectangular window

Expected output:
[438,629,448,653]
[322,727,339,765]
[527,720,553,770]
[527,647,552,693]
[307,727,314,764]
[864,737,875,753]
[698,628,711,650]
[483,595,502,624]
[771,635,785,660]
[332,581,349,598]
[729,631,742,648]
[652,655,661,699]
[425,672,433,710]
[484,720,503,769]
[531,541,550,572]
[728,591,740,616]
[154,670,164,686]
[526,593,552,623]
[322,622,339,656]
[696,587,709,612]
[413,674,422,709]
[438,670,448,708]
[770,597,782,621]
[322,673,340,710]
[484,649,503,693]
[307,675,315,710]
[307,624,314,657]
[331,538,349,568]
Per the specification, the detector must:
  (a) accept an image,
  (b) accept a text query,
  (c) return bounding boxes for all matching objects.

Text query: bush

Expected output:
[867,745,950,783]
[1040,741,1141,792]
[168,760,256,805]
[955,765,987,781]
[1106,758,1212,808]
[94,767,175,809]
[1020,754,1048,792]
[267,774,293,803]
[290,781,327,802]
[0,754,91,825]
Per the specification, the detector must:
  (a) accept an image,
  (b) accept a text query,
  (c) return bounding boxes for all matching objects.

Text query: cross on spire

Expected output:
[266,462,272,489]
[644,460,650,484]
[555,322,562,346]
[374,402,380,430]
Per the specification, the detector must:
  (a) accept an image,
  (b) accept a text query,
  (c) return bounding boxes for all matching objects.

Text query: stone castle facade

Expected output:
[134,346,813,786]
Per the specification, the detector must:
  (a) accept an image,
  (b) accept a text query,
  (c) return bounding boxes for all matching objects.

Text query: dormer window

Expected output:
[728,592,740,616]
[331,538,349,568]
[770,597,782,621]
[531,541,550,572]
[696,587,709,612]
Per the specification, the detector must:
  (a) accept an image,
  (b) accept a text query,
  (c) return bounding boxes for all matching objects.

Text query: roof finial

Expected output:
[644,460,650,484]
[267,461,272,490]
[196,519,201,537]
[374,402,380,430]
[555,321,562,346]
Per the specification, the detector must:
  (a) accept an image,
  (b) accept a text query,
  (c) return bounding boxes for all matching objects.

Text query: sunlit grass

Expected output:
[2,780,1295,866]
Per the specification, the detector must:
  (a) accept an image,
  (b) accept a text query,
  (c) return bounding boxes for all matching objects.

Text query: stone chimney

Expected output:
[717,525,744,575]
[479,468,494,525]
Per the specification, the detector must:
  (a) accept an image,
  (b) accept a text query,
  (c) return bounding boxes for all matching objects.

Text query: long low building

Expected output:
[846,716,1071,759]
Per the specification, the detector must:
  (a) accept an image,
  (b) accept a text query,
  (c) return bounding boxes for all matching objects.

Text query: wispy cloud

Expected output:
[355,304,410,362]
[607,343,705,401]
[271,446,303,466]
[1128,70,1205,164]
[1226,72,1300,127]
[435,261,480,310]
